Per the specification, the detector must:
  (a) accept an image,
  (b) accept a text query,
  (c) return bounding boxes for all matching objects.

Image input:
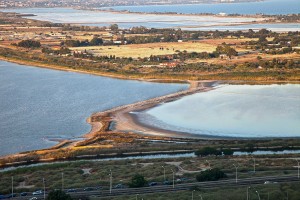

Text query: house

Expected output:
[159,62,179,68]
[219,54,229,59]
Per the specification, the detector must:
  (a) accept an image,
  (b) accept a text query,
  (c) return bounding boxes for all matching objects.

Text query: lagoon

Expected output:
[135,84,300,138]
[0,61,187,156]
[108,0,300,15]
[2,8,292,31]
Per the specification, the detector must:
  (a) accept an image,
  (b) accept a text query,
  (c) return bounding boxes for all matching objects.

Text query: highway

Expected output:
[11,174,300,199]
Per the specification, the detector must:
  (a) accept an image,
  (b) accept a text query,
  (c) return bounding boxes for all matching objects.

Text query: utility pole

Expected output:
[192,190,195,200]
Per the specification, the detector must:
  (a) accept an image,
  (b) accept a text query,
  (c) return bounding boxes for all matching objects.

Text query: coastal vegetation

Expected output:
[15,39,41,48]
[196,168,227,182]
[47,190,73,200]
[129,174,148,188]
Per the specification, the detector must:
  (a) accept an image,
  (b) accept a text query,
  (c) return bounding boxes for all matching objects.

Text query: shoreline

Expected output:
[0,56,189,84]
[85,80,218,140]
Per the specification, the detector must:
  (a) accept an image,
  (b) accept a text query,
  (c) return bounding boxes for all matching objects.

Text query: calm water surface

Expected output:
[136,84,300,138]
[108,0,300,15]
[2,7,299,31]
[0,61,187,156]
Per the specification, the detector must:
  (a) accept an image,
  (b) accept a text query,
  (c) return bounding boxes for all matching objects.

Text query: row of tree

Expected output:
[195,147,234,156]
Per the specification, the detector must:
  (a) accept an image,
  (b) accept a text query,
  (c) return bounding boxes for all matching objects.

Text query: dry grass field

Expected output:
[70,41,217,58]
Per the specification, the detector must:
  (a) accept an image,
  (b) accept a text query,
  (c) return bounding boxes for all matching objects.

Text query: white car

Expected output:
[32,190,43,195]
[29,197,38,200]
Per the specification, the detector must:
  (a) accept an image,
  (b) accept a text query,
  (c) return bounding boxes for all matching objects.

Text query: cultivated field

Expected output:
[70,42,217,58]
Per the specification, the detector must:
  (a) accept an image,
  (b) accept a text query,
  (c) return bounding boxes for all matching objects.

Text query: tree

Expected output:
[64,40,81,47]
[215,44,238,59]
[195,147,221,157]
[110,24,119,31]
[129,174,147,188]
[196,168,227,182]
[258,35,268,43]
[222,148,234,156]
[46,190,72,200]
[17,40,41,48]
[90,37,103,46]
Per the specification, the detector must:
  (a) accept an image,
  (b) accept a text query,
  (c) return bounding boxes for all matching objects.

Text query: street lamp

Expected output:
[256,190,261,200]
[171,169,175,188]
[199,194,203,200]
[192,190,195,200]
[61,172,64,191]
[205,160,211,169]
[247,186,251,200]
[252,157,256,173]
[162,166,166,181]
[43,178,46,200]
[296,159,299,179]
[233,164,239,183]
[11,176,13,199]
[109,169,112,194]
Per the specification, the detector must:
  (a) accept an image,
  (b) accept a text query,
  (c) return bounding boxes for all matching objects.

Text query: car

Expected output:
[67,189,77,193]
[20,192,28,196]
[163,180,170,185]
[0,195,5,200]
[32,190,43,195]
[176,178,182,183]
[180,178,188,181]
[95,186,102,190]
[148,182,157,186]
[264,181,271,184]
[29,197,38,200]
[83,187,94,191]
[5,194,17,198]
[114,184,124,189]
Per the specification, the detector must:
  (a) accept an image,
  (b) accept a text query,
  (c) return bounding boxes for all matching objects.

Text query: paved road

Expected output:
[11,175,300,199]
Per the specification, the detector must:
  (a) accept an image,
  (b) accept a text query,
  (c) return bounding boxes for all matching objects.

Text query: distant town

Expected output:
[0,0,264,9]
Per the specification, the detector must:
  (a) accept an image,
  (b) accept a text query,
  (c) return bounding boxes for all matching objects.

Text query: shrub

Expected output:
[222,148,234,156]
[17,40,41,48]
[129,174,147,188]
[196,168,227,182]
[195,147,221,157]
[46,190,72,200]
